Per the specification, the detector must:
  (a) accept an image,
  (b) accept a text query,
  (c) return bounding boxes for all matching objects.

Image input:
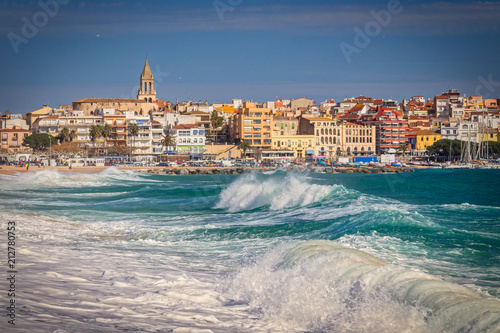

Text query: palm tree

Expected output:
[128,122,140,146]
[159,132,175,154]
[102,123,112,156]
[398,144,409,158]
[58,127,70,143]
[128,122,140,158]
[211,110,224,144]
[237,140,252,159]
[69,129,77,142]
[89,125,103,156]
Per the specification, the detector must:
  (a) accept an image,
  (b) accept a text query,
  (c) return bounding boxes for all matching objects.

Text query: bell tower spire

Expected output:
[137,58,156,103]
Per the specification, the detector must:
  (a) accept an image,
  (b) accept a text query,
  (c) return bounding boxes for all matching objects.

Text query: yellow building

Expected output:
[26,105,55,130]
[341,122,376,156]
[232,102,273,150]
[478,128,498,143]
[272,134,315,159]
[416,130,442,151]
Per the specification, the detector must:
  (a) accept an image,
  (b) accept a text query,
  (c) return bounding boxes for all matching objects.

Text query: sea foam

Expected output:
[224,240,500,333]
[215,172,335,212]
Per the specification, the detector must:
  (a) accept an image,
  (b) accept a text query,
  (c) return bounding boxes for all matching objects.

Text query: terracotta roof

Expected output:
[347,104,366,112]
[0,128,30,133]
[172,124,201,129]
[73,98,144,103]
[339,114,361,120]
[417,130,439,135]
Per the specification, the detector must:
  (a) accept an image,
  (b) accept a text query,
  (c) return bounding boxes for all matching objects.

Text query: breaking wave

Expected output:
[215,172,336,212]
[224,240,500,333]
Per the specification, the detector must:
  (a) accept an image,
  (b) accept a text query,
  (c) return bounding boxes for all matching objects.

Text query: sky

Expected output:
[1,0,500,114]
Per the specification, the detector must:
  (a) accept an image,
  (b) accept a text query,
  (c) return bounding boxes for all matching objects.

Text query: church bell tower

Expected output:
[137,58,156,103]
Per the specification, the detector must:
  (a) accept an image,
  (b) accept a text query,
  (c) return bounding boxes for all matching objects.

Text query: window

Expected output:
[244,119,252,125]
[292,123,295,129]
[281,123,283,129]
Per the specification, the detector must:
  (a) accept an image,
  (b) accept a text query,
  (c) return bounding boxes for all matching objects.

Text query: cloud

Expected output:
[1,1,500,36]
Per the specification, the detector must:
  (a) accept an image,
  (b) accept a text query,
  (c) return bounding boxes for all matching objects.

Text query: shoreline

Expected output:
[0,164,423,176]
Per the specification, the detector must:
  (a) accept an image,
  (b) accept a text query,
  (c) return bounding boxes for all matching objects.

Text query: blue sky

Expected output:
[1,0,500,113]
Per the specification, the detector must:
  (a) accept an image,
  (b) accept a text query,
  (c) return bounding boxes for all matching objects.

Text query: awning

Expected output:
[306,149,315,154]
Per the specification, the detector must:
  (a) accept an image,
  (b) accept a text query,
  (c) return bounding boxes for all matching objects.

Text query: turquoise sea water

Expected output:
[0,168,499,332]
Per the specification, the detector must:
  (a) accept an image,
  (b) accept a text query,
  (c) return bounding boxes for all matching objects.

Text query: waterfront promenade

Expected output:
[0,164,419,176]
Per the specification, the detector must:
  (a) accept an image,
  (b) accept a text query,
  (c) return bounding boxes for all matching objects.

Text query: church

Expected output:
[72,59,158,116]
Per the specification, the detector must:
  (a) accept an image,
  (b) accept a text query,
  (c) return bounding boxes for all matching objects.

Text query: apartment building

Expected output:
[341,122,376,156]
[170,124,206,156]
[299,116,341,157]
[126,112,152,157]
[233,102,273,150]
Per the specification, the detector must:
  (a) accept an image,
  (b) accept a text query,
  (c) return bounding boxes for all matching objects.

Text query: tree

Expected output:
[89,125,103,156]
[210,110,224,144]
[23,133,56,152]
[0,148,9,161]
[108,145,135,157]
[237,140,252,159]
[128,122,140,153]
[51,142,81,159]
[398,144,408,158]
[427,139,466,158]
[58,126,70,143]
[69,129,77,142]
[102,123,112,156]
[159,132,176,153]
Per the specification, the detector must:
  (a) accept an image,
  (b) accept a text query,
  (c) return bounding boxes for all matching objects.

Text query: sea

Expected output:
[0,167,499,333]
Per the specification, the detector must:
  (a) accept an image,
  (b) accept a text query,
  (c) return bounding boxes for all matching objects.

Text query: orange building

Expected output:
[232,102,273,150]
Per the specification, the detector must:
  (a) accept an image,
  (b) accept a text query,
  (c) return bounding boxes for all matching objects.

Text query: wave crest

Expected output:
[224,240,500,333]
[214,173,335,212]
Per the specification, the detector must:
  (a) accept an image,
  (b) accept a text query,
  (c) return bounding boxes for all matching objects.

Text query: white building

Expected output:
[165,113,196,129]
[441,120,460,140]
[59,112,103,144]
[458,122,479,143]
[126,112,153,158]
[170,124,206,156]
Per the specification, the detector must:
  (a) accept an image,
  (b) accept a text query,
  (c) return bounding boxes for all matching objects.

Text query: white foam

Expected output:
[223,240,500,333]
[215,173,335,212]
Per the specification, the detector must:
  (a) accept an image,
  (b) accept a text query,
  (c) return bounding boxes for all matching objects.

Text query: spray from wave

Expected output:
[2,167,148,187]
[224,240,500,333]
[215,172,335,212]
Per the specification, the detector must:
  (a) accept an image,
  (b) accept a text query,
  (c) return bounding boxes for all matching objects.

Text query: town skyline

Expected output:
[1,0,500,114]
